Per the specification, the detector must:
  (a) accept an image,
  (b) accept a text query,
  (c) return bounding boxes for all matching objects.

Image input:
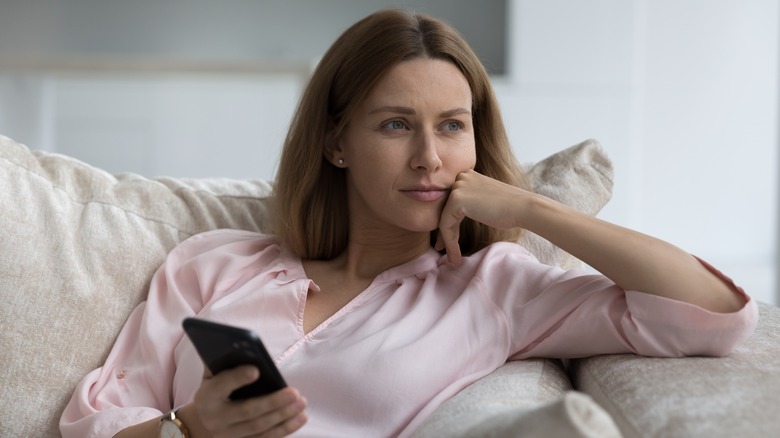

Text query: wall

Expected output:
[0,0,777,304]
[0,0,506,74]
[496,0,778,305]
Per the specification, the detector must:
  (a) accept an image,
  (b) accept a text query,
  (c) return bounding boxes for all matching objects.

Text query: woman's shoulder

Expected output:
[164,230,289,298]
[183,228,276,244]
[171,229,281,261]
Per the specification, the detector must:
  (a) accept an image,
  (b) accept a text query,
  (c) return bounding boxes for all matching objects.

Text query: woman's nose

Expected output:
[411,131,443,172]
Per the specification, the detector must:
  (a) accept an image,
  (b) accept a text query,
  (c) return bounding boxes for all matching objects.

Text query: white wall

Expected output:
[496,0,778,305]
[51,74,303,179]
[0,0,777,304]
[640,1,777,305]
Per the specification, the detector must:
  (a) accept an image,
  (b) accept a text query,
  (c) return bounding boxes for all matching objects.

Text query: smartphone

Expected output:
[182,317,287,400]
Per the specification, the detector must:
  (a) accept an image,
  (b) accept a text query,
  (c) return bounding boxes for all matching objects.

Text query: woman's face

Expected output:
[335,58,477,236]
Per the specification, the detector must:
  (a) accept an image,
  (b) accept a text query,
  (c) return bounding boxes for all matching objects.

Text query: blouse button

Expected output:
[117,369,128,379]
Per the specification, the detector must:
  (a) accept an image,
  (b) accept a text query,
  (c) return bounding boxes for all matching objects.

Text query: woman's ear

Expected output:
[323,128,346,167]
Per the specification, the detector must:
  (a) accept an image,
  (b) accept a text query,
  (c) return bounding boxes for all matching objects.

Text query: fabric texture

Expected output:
[59,230,756,437]
[570,301,780,438]
[0,135,612,437]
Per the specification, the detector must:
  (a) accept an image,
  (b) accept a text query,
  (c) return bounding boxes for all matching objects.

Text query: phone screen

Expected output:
[182,318,287,399]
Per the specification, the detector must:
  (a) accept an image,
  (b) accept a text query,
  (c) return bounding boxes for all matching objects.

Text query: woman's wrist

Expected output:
[513,191,567,233]
[174,403,208,438]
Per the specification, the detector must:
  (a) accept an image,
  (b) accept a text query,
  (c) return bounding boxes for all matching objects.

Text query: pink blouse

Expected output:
[60,229,758,437]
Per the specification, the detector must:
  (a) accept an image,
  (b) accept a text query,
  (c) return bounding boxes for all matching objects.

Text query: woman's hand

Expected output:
[180,365,308,438]
[436,170,533,264]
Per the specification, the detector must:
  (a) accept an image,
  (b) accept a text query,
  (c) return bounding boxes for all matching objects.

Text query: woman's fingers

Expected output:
[438,170,528,263]
[437,198,465,265]
[203,365,259,402]
[194,366,308,437]
[228,390,308,437]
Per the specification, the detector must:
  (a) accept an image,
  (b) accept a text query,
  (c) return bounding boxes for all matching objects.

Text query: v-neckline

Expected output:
[281,246,442,337]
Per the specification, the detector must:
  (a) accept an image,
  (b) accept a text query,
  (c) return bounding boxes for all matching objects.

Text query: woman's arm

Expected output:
[437,170,746,313]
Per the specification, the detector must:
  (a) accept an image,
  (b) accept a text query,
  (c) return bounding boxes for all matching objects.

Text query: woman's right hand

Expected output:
[180,365,308,438]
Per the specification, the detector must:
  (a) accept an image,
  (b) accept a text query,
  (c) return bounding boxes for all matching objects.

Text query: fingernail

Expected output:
[284,389,300,403]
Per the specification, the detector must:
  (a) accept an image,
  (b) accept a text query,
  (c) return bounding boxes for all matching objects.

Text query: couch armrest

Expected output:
[570,301,780,437]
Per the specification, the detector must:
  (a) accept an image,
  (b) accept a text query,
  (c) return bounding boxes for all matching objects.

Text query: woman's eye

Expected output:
[443,121,462,132]
[384,120,406,130]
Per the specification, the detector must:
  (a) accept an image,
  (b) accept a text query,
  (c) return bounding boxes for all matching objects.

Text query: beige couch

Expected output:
[1,134,777,437]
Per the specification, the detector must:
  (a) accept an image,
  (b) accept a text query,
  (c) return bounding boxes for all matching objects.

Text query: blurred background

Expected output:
[0,0,777,305]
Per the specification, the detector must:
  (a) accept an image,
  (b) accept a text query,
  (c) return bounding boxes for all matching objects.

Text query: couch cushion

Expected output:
[0,134,612,437]
[570,301,780,437]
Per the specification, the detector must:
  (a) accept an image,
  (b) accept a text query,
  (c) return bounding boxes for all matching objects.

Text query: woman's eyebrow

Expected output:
[367,106,472,117]
[440,108,472,118]
[368,106,416,115]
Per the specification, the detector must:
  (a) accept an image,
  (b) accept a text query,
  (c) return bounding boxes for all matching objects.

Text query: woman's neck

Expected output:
[334,228,432,280]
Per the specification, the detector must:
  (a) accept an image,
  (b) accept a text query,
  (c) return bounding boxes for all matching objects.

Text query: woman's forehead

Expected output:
[360,58,472,111]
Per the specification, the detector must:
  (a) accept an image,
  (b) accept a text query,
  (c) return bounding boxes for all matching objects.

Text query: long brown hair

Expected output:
[272,9,528,260]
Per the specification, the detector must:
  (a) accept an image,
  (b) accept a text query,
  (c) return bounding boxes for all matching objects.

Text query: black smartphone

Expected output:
[182,317,287,400]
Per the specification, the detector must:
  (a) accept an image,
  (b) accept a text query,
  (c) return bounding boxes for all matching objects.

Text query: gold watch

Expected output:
[159,407,190,438]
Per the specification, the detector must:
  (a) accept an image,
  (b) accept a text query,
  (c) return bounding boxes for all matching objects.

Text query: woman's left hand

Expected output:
[436,170,531,264]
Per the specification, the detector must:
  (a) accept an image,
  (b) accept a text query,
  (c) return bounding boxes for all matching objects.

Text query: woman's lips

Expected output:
[400,188,449,202]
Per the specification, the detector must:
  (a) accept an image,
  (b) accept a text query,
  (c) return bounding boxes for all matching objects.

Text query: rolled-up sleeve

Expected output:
[479,244,758,360]
[59,247,202,437]
[59,303,171,438]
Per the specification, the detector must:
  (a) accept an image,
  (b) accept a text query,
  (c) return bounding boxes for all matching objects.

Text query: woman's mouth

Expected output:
[400,188,449,202]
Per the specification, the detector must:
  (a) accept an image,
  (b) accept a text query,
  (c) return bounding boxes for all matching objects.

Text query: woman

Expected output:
[60,9,757,438]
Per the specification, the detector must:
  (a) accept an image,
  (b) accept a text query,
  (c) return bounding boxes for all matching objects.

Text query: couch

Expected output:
[1,134,778,437]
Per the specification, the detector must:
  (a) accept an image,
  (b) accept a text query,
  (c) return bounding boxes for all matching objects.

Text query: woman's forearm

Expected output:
[521,194,745,313]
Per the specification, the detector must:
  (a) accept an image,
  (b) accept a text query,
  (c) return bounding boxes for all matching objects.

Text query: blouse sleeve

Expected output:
[478,243,759,360]
[59,230,273,438]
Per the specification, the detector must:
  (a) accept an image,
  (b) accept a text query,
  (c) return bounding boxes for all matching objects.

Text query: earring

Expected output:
[337,158,345,166]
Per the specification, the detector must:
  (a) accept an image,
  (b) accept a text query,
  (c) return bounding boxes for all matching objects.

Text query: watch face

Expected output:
[160,420,184,438]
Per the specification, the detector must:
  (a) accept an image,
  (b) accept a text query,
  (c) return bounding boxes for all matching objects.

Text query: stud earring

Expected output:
[337,158,345,165]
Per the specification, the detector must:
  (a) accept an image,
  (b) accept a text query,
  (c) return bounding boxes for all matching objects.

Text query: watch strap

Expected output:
[159,407,190,438]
